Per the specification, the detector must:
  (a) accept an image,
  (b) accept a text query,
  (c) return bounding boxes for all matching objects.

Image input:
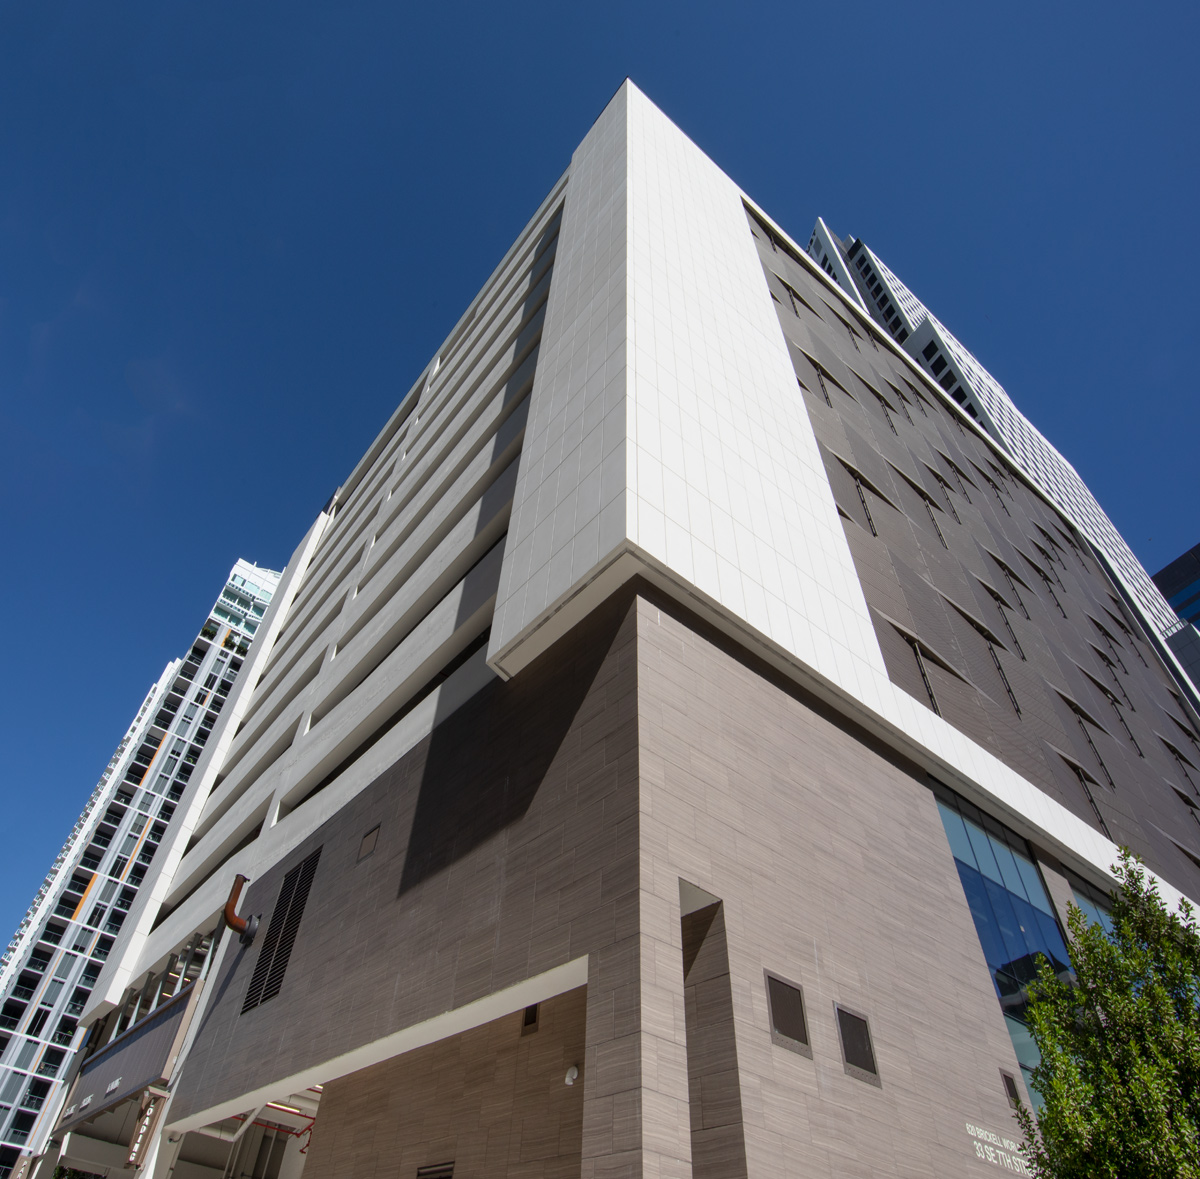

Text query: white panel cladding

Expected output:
[491,80,889,705]
[488,83,629,665]
[622,83,887,698]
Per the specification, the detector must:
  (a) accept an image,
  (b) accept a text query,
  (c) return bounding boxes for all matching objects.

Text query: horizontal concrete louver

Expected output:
[242,847,322,1014]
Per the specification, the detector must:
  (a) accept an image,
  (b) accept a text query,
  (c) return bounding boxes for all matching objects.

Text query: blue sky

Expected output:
[1,0,1197,940]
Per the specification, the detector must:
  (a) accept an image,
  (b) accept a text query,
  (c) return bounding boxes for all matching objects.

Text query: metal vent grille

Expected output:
[416,1164,454,1179]
[241,847,322,1014]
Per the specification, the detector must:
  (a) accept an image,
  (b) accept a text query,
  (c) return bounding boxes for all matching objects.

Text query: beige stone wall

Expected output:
[304,988,587,1179]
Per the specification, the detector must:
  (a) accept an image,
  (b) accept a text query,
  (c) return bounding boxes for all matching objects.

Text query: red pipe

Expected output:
[223,875,258,944]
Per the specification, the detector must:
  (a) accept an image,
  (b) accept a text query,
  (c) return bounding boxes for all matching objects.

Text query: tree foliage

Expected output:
[1017,852,1200,1178]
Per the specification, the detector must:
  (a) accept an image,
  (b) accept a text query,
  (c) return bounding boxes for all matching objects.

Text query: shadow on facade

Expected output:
[398,592,632,896]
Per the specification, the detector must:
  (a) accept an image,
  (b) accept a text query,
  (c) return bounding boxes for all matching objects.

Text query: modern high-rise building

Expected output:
[0,561,279,1178]
[1154,542,1200,628]
[1153,542,1200,698]
[23,83,1200,1179]
[802,220,1199,712]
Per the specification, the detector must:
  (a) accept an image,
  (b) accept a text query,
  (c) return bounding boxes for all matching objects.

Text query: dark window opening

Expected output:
[989,644,1020,715]
[835,1005,880,1084]
[1064,759,1112,839]
[853,474,877,537]
[1108,701,1142,757]
[357,826,380,863]
[521,1004,540,1036]
[907,637,939,715]
[766,973,810,1055]
[924,500,948,549]
[1002,1070,1021,1109]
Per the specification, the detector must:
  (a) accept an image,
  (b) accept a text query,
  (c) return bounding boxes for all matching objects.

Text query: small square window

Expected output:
[1001,1070,1021,1109]
[764,971,811,1058]
[835,1004,880,1086]
[357,826,380,863]
[521,1004,539,1036]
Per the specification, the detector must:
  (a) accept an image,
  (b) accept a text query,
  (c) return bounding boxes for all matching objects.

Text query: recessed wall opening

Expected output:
[835,1004,880,1086]
[764,971,811,1058]
[679,879,747,1179]
[1001,1070,1021,1109]
[357,825,380,862]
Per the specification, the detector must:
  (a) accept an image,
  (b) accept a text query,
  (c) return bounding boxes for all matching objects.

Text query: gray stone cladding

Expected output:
[748,207,1200,899]
[171,586,1037,1177]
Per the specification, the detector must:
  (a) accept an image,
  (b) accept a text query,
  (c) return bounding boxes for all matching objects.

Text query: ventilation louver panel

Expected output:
[241,847,322,1014]
[416,1164,454,1179]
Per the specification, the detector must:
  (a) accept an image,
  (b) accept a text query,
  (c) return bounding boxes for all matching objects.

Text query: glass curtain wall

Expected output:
[934,783,1073,1105]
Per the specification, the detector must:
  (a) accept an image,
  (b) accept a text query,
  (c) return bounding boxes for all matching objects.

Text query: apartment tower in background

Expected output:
[19,83,1200,1179]
[0,562,279,1177]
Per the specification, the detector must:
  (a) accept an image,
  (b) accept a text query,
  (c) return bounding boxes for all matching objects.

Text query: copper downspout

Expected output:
[223,874,259,945]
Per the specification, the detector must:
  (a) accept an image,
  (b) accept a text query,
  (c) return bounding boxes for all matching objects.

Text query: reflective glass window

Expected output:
[1067,872,1114,936]
[935,784,1071,1105]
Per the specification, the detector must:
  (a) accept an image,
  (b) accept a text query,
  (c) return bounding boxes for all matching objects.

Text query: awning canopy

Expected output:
[57,982,200,1135]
